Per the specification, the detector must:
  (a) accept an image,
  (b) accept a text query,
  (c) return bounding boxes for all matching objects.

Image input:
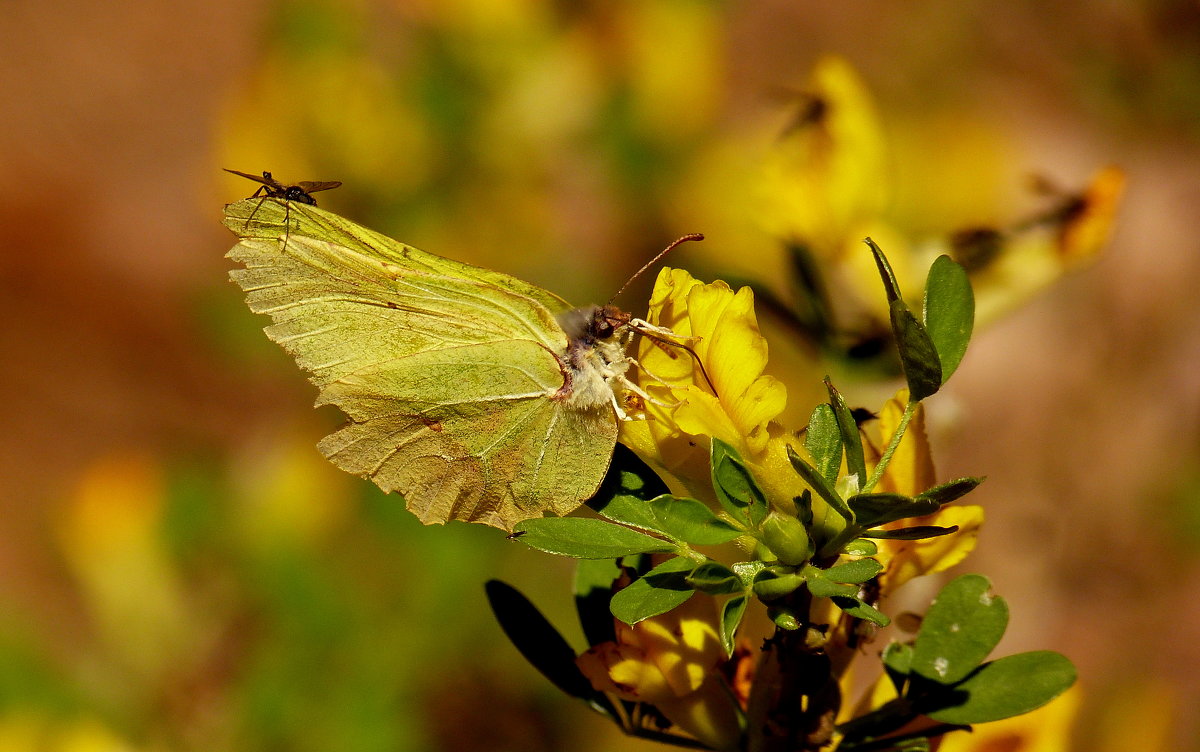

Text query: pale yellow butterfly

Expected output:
[224,195,697,530]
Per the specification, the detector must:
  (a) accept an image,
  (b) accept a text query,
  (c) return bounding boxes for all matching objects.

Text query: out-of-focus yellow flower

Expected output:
[0,712,141,752]
[757,55,888,259]
[1051,165,1126,265]
[56,453,194,682]
[868,391,983,594]
[230,428,354,551]
[218,52,433,205]
[616,1,723,139]
[576,594,742,750]
[1087,680,1174,752]
[621,268,787,497]
[936,684,1081,752]
[966,166,1126,324]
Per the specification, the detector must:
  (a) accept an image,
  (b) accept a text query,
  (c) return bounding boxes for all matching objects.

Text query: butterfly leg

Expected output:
[623,357,687,406]
[630,318,702,344]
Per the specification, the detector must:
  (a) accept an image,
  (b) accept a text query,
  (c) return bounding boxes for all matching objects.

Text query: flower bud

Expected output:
[761,511,812,566]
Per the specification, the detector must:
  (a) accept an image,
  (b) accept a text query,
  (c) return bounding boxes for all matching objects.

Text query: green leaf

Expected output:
[803,569,860,599]
[833,597,890,627]
[514,517,678,559]
[731,560,768,588]
[843,538,878,556]
[883,641,913,691]
[890,300,942,402]
[720,595,748,656]
[769,606,801,631]
[610,557,696,624]
[923,255,974,384]
[865,237,903,304]
[786,445,854,523]
[588,444,671,531]
[687,561,743,595]
[911,575,1008,685]
[648,495,744,544]
[574,558,621,648]
[824,557,884,584]
[825,378,867,485]
[805,403,843,486]
[864,238,943,400]
[850,493,941,528]
[485,580,607,707]
[922,651,1076,725]
[752,567,805,601]
[917,477,984,506]
[861,525,959,540]
[710,438,769,527]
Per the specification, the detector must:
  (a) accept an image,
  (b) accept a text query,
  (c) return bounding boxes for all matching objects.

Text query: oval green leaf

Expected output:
[917,476,984,506]
[610,556,696,624]
[833,596,890,627]
[862,525,959,540]
[720,595,748,656]
[911,574,1008,685]
[648,495,744,545]
[514,517,678,559]
[923,255,974,384]
[485,580,604,704]
[710,438,768,527]
[824,378,867,485]
[924,651,1077,724]
[824,557,884,584]
[687,561,743,595]
[851,492,943,528]
[891,300,943,402]
[805,403,843,486]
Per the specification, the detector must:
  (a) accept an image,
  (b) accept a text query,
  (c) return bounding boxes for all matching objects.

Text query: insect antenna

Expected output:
[635,326,720,398]
[607,233,704,306]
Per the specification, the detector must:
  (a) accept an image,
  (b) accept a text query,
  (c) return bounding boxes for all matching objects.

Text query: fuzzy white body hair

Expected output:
[554,305,636,412]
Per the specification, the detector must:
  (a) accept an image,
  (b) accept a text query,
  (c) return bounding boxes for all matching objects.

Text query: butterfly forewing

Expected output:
[224,199,573,315]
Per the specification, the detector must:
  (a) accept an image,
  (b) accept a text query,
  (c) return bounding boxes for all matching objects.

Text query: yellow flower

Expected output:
[621,267,787,497]
[867,390,983,595]
[757,55,889,258]
[576,594,742,750]
[56,453,196,682]
[969,166,1126,324]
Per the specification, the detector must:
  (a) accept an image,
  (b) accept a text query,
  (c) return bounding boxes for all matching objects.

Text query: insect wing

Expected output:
[224,201,616,528]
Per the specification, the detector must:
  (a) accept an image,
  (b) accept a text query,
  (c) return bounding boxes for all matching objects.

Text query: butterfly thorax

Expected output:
[553,304,634,411]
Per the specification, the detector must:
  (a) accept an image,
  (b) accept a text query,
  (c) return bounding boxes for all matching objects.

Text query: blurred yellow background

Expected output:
[1,1,1198,750]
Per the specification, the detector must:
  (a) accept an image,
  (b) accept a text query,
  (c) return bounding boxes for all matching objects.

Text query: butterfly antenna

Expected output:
[607,233,704,305]
[640,330,720,398]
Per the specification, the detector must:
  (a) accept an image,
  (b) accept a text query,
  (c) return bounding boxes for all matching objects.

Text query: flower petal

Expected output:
[622,268,787,492]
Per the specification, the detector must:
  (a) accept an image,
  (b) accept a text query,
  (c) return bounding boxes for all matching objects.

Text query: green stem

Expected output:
[861,400,916,494]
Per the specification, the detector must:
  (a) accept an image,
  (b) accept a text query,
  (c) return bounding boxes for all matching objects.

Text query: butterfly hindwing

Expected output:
[316,340,616,528]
